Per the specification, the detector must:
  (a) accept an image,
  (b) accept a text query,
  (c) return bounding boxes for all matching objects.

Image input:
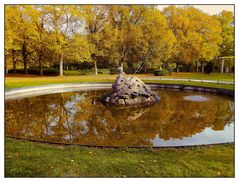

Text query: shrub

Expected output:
[154,69,168,76]
[8,68,59,75]
[204,62,214,74]
[110,68,118,75]
[64,69,93,75]
[8,69,24,74]
[98,69,110,74]
[43,67,59,75]
[147,68,155,73]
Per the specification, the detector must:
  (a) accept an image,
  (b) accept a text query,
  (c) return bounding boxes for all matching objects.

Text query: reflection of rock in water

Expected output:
[103,73,160,106]
[127,108,149,121]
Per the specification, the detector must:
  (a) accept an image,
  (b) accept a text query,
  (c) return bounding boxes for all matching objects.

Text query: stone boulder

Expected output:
[103,73,160,106]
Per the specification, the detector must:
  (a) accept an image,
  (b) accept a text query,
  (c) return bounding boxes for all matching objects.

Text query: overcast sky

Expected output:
[157,5,234,15]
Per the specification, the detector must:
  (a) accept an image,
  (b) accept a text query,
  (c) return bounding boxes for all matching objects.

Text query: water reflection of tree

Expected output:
[5,90,234,147]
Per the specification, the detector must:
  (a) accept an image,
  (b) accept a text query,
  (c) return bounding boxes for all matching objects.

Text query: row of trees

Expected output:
[5,5,234,75]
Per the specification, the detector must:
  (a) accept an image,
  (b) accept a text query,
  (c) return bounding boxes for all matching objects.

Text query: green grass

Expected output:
[144,80,234,90]
[5,138,234,177]
[5,75,116,90]
[64,69,111,75]
[5,74,234,90]
[164,72,234,81]
[22,71,233,81]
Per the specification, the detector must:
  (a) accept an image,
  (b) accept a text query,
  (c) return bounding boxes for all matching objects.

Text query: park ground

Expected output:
[5,72,234,90]
[5,72,235,177]
[5,139,234,177]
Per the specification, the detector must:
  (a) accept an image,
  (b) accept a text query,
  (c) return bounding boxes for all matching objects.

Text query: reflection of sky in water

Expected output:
[183,95,209,102]
[64,134,73,141]
[150,123,234,147]
[64,93,86,116]
[79,120,89,135]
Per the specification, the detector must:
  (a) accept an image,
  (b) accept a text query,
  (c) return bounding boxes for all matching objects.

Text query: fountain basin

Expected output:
[5,85,234,147]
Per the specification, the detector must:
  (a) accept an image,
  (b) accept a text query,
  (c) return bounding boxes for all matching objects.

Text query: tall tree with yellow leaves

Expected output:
[82,5,109,75]
[163,6,222,72]
[5,5,38,74]
[5,5,22,73]
[217,10,234,73]
[43,5,85,76]
[106,5,175,72]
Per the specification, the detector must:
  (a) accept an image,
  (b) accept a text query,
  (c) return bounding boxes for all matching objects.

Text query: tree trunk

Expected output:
[225,65,229,73]
[5,60,8,74]
[94,60,98,75]
[176,63,179,72]
[221,59,224,73]
[196,61,199,72]
[201,61,205,73]
[59,51,64,76]
[22,44,28,74]
[120,48,128,73]
[13,60,16,74]
[10,50,15,73]
[38,54,43,75]
[23,57,27,74]
[120,62,124,73]
[162,62,167,70]
[12,51,16,74]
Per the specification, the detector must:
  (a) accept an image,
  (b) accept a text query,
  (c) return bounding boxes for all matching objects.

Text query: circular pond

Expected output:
[5,88,234,147]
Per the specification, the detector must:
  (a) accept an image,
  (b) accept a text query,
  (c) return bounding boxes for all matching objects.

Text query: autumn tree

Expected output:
[163,6,222,73]
[5,5,38,74]
[217,10,234,73]
[44,5,87,76]
[105,5,175,72]
[23,5,51,75]
[5,5,22,73]
[81,5,109,75]
[128,6,175,73]
[187,6,222,73]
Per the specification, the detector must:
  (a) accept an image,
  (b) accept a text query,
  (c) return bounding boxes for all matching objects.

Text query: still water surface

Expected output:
[5,89,234,147]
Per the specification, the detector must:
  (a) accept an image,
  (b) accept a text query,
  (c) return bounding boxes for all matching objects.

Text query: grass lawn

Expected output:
[57,71,235,81]
[4,73,235,177]
[163,72,234,81]
[5,138,234,177]
[5,73,234,90]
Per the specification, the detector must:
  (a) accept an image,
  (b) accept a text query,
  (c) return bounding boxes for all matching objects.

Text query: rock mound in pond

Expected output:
[103,73,160,106]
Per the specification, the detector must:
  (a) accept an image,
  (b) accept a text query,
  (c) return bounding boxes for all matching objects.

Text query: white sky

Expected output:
[157,5,234,15]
